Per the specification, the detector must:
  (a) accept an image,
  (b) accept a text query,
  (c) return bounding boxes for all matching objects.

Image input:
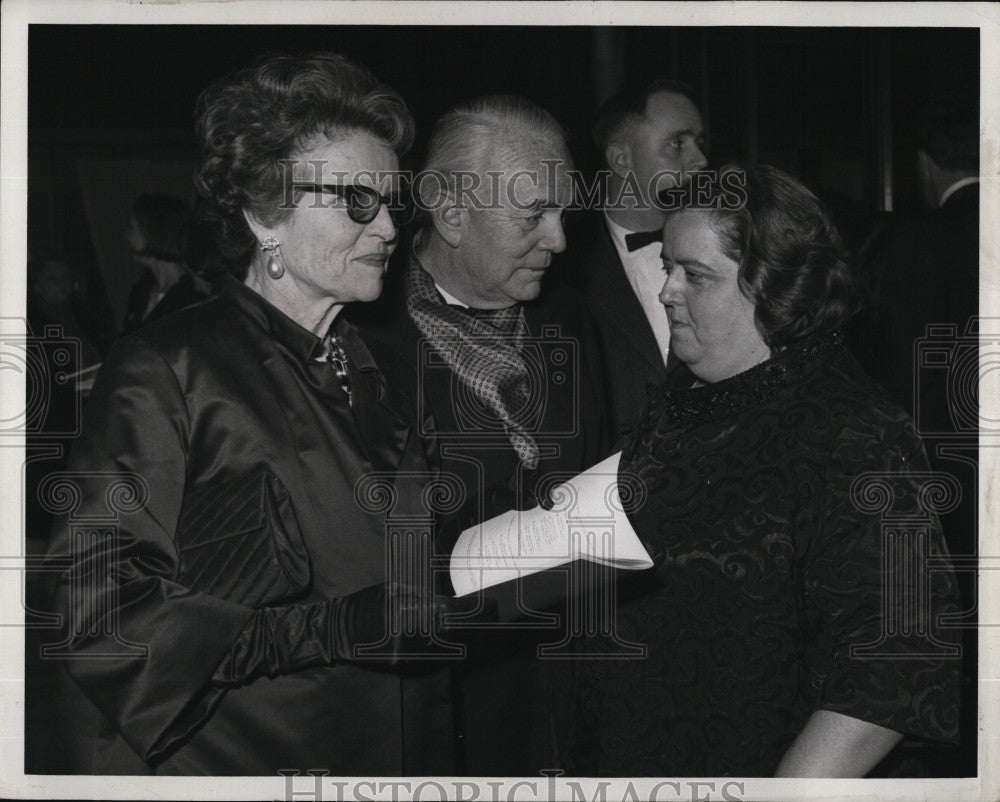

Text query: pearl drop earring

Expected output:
[261,235,284,279]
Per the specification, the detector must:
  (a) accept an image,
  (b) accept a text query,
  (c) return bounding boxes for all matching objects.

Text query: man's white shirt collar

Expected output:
[603,212,672,365]
[436,283,469,308]
[604,213,659,254]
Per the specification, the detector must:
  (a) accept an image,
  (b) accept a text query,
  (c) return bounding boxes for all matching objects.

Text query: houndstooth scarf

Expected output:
[406,249,540,470]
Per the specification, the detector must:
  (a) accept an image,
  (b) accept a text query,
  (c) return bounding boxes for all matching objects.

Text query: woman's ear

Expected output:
[242,208,276,245]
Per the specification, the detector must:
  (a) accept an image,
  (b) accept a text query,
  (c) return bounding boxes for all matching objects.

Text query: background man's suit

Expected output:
[557,210,675,443]
[846,182,978,776]
[848,182,978,426]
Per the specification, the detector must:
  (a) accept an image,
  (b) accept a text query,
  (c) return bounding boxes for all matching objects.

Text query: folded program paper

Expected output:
[449,452,653,597]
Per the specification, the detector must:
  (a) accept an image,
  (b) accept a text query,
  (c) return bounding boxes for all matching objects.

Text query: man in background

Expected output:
[560,79,707,439]
[849,90,978,421]
[122,193,209,332]
[847,89,979,778]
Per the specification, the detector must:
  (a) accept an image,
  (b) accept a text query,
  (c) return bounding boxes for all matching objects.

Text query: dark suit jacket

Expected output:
[46,275,455,775]
[354,261,611,775]
[846,182,979,569]
[847,183,978,427]
[555,210,673,443]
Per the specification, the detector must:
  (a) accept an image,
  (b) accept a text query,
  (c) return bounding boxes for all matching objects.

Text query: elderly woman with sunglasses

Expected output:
[47,53,475,776]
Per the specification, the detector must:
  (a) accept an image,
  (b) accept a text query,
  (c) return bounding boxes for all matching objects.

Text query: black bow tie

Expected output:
[624,228,663,252]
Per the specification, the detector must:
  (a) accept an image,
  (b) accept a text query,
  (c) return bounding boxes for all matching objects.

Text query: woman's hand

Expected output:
[330,581,495,666]
[213,582,496,685]
[774,709,903,777]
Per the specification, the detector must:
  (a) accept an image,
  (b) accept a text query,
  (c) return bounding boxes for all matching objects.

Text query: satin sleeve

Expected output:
[800,413,962,743]
[46,333,256,765]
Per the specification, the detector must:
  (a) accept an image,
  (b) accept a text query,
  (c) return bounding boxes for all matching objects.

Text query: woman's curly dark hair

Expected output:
[696,163,859,347]
[194,52,414,271]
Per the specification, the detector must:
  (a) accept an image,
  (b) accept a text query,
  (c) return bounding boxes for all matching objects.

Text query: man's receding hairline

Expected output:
[477,125,570,175]
[643,90,701,124]
[611,89,700,148]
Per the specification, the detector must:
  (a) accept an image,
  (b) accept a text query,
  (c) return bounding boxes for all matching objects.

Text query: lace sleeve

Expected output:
[801,412,962,743]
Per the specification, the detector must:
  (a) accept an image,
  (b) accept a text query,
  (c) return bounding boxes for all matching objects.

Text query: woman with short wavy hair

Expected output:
[562,164,962,777]
[48,52,475,776]
[194,51,414,269]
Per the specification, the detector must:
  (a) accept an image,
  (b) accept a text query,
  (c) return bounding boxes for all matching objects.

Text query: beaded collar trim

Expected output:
[656,331,845,425]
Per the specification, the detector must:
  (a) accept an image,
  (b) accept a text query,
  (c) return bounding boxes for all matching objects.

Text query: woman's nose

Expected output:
[368,201,397,241]
[658,278,671,306]
[659,271,681,306]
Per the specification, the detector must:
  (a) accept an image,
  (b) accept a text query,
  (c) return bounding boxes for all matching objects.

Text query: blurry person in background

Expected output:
[28,253,111,367]
[848,90,978,434]
[846,88,979,776]
[121,192,209,332]
[25,253,113,551]
[25,252,118,766]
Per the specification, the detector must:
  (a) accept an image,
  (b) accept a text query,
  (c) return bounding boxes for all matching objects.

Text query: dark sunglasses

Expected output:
[295,183,413,226]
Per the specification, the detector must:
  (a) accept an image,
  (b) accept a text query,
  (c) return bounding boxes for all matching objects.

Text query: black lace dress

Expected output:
[559,333,962,777]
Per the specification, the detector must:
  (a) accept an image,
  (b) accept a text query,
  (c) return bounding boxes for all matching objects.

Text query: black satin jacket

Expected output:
[46,276,455,775]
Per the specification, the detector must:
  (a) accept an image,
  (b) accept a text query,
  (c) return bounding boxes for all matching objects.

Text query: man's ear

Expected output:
[606,139,632,181]
[428,192,465,248]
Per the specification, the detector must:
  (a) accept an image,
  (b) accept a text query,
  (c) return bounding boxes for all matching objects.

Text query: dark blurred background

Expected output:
[29,25,978,327]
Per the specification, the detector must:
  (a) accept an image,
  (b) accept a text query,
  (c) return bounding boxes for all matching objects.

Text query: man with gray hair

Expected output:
[363,94,609,774]
[404,94,607,506]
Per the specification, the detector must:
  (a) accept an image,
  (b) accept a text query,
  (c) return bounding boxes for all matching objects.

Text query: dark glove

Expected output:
[433,470,558,596]
[488,469,552,513]
[331,581,494,664]
[448,469,552,534]
[433,471,546,590]
[212,582,493,685]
